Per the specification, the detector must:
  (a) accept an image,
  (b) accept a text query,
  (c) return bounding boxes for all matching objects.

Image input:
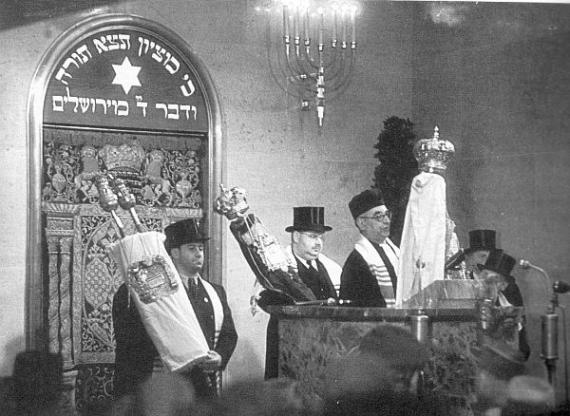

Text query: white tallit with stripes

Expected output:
[354,235,400,307]
[196,276,224,347]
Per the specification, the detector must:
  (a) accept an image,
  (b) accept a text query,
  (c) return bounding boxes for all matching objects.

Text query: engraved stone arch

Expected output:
[27,14,224,412]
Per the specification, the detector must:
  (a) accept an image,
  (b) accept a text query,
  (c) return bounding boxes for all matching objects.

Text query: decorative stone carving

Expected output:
[42,140,204,208]
[59,236,74,367]
[46,235,61,356]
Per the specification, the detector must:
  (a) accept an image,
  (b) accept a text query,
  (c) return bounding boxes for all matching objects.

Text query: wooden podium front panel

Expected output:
[275,309,479,416]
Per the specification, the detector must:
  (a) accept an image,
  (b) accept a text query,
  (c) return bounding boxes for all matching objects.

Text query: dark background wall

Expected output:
[411,2,570,402]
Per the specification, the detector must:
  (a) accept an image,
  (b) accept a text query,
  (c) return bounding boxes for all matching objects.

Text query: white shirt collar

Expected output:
[294,253,317,270]
[180,273,201,290]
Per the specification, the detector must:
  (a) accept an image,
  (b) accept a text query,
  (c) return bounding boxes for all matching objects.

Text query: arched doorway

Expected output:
[26,13,224,411]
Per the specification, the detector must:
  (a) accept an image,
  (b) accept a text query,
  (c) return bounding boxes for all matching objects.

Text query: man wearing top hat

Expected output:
[478,249,530,361]
[463,229,498,280]
[113,218,238,399]
[340,189,400,307]
[265,206,341,379]
[284,206,341,299]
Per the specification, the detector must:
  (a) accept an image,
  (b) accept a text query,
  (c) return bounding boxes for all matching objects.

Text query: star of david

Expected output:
[112,57,142,94]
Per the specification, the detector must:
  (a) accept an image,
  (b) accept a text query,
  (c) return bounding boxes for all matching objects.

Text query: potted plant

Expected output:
[373,116,418,246]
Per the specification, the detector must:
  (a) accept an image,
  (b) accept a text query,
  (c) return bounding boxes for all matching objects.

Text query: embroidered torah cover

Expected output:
[109,231,209,371]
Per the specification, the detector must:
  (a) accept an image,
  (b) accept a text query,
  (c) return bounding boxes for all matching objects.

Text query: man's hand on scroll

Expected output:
[197,350,222,372]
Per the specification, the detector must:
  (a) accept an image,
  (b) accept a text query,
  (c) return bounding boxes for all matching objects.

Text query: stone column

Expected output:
[44,209,77,415]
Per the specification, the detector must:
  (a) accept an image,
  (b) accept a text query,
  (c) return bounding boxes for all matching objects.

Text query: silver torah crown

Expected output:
[413,126,455,174]
[214,184,250,220]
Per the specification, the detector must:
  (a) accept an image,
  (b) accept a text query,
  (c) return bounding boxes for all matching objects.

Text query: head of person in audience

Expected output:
[324,325,434,415]
[286,206,332,262]
[348,189,391,245]
[128,372,196,416]
[211,378,322,416]
[502,375,555,416]
[472,339,528,414]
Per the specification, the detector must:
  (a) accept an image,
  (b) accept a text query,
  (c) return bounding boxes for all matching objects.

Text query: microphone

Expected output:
[519,259,552,297]
[520,259,547,275]
[553,281,570,294]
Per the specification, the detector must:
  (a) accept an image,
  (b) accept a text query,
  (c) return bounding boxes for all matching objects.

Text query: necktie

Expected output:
[188,278,199,299]
[308,260,317,271]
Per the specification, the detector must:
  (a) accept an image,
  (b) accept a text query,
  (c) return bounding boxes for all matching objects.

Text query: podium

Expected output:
[266,305,479,415]
[264,279,527,415]
[405,279,478,309]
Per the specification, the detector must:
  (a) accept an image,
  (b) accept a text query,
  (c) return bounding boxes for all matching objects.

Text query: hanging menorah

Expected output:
[259,0,359,128]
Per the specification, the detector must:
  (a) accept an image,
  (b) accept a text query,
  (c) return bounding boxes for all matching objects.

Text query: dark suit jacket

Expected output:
[340,250,393,307]
[295,257,338,301]
[112,281,237,398]
[501,277,531,360]
[265,256,338,379]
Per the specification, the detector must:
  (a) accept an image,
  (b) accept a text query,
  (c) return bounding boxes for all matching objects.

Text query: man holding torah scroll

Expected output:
[113,218,237,399]
[214,185,317,305]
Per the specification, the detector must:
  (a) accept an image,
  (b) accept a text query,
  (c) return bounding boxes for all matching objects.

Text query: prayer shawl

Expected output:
[109,231,209,372]
[198,277,224,347]
[397,172,446,307]
[354,235,399,307]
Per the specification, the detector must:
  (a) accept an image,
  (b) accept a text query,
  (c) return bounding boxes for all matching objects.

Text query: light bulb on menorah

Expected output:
[257,0,359,129]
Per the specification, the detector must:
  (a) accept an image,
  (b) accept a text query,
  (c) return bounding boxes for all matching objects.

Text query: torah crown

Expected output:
[413,126,455,174]
[99,142,145,171]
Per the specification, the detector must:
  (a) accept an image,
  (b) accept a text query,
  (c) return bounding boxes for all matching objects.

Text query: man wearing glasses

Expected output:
[340,189,399,307]
[284,206,341,300]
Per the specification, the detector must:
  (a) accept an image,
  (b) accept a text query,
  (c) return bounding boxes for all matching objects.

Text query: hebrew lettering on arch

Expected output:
[152,45,165,64]
[63,57,80,70]
[93,37,108,54]
[167,104,179,120]
[52,96,65,112]
[136,96,148,117]
[137,36,155,56]
[164,55,180,74]
[72,44,93,64]
[180,75,195,96]
[155,103,168,118]
[117,34,131,50]
[55,68,72,85]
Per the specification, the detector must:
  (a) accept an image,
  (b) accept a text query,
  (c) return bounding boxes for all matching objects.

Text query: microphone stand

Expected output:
[409,259,430,400]
[520,260,568,404]
[543,291,559,386]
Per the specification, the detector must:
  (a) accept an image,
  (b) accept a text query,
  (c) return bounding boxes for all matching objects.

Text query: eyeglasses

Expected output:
[360,210,392,222]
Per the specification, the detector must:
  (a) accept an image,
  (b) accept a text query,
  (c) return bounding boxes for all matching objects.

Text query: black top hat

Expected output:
[465,229,496,254]
[285,206,332,233]
[479,249,516,278]
[164,218,208,252]
[348,188,385,220]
